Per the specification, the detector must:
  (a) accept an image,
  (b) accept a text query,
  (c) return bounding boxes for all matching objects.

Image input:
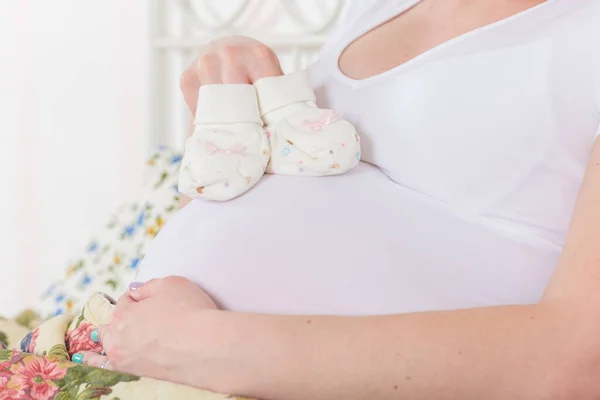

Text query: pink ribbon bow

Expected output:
[303,110,343,132]
[205,142,247,156]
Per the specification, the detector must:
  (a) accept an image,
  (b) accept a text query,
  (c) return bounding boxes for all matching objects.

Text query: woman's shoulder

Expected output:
[570,1,600,121]
[563,1,600,33]
[569,1,600,64]
[557,1,600,100]
[549,1,600,64]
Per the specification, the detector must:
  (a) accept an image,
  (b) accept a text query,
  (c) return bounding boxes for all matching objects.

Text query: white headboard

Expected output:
[148,0,348,151]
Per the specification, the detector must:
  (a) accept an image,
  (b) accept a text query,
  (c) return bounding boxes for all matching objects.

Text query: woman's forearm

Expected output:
[216,303,587,400]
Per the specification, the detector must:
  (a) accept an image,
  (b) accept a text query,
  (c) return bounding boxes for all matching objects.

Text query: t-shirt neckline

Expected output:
[332,0,559,89]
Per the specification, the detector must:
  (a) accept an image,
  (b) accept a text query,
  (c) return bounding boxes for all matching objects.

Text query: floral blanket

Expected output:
[0,293,254,400]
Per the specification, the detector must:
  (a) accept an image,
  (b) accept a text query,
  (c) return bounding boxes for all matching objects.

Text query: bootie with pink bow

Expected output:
[255,71,361,176]
[178,84,271,202]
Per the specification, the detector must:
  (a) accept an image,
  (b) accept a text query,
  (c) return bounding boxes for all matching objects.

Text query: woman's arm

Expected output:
[543,140,600,301]
[219,304,567,400]
[206,140,600,400]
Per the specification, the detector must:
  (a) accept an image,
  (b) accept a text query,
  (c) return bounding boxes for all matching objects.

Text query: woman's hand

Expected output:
[70,277,592,399]
[180,35,283,118]
[76,277,223,386]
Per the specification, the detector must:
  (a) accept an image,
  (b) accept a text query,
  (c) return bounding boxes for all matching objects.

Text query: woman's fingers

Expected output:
[73,351,113,370]
[197,54,225,85]
[180,36,283,117]
[247,43,284,82]
[128,278,162,302]
[220,47,250,84]
[91,325,109,344]
[116,292,136,308]
[180,67,201,117]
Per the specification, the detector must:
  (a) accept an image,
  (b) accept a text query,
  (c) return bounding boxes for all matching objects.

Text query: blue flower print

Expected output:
[281,147,291,157]
[81,275,92,286]
[171,155,183,164]
[55,294,65,303]
[123,225,136,237]
[137,211,145,227]
[54,308,64,316]
[43,283,56,298]
[87,242,98,253]
[131,257,141,269]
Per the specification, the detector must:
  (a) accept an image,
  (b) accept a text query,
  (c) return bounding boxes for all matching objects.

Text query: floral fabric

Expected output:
[64,322,103,359]
[0,147,261,398]
[0,293,256,400]
[38,147,183,320]
[0,347,143,400]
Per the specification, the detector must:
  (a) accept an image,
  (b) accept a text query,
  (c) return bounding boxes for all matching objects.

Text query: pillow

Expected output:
[38,147,182,320]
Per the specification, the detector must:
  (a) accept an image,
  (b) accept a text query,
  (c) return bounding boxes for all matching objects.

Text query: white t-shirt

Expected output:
[138,0,600,315]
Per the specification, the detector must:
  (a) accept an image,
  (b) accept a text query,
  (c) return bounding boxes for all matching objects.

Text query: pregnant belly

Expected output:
[138,163,559,315]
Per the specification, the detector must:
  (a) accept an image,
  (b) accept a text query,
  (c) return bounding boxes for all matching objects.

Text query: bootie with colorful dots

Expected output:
[254,71,361,176]
[178,84,271,202]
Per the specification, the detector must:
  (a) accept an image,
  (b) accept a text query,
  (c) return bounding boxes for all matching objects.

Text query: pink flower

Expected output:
[0,361,29,400]
[0,389,28,400]
[0,360,13,388]
[65,321,103,357]
[9,357,67,400]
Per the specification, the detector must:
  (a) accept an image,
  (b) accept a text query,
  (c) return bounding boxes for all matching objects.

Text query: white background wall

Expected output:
[0,0,149,316]
[0,0,346,317]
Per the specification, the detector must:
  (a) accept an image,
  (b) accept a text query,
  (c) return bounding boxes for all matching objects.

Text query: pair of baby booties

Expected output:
[178,71,362,201]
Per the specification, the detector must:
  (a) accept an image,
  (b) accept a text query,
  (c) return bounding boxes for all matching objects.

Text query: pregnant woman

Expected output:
[79,1,600,399]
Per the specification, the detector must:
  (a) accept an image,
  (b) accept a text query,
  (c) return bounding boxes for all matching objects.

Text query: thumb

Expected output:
[128,279,161,302]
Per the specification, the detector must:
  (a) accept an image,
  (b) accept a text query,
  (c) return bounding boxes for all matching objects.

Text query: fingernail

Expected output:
[128,281,143,291]
[72,353,83,364]
[90,330,99,343]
